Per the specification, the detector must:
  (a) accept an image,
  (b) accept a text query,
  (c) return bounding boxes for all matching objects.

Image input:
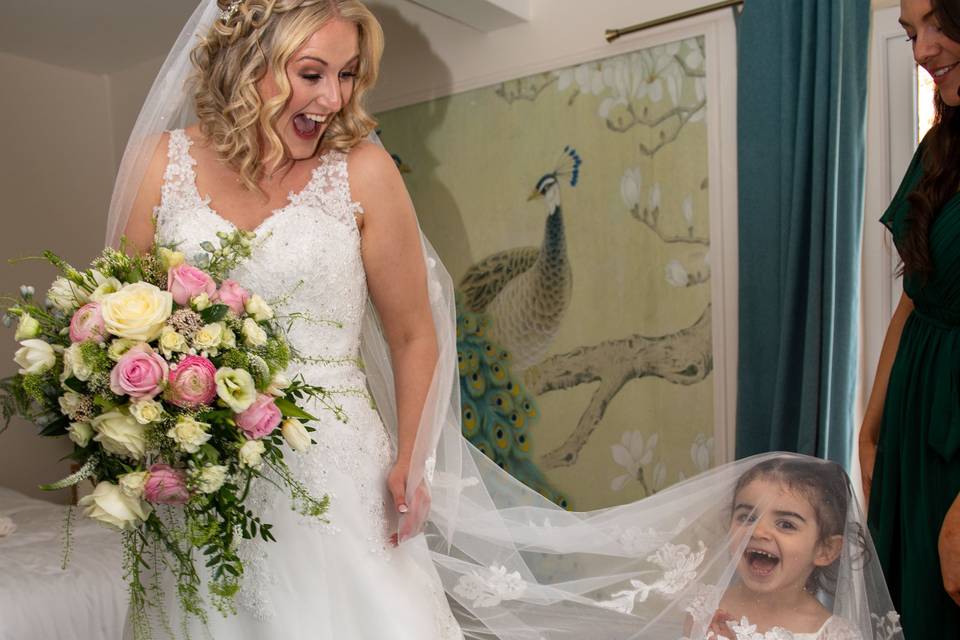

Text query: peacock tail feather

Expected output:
[455,293,570,509]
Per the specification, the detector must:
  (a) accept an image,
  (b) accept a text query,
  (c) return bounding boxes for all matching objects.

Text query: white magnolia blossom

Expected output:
[690,433,714,472]
[665,260,690,288]
[620,167,642,210]
[610,430,658,491]
[682,195,695,228]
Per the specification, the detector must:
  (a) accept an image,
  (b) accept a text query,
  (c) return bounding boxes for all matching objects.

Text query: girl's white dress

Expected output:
[133,129,462,639]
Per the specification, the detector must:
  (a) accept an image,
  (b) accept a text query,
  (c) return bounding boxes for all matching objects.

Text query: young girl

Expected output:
[704,457,863,639]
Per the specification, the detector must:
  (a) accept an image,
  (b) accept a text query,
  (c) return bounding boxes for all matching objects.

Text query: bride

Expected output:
[108,1,905,638]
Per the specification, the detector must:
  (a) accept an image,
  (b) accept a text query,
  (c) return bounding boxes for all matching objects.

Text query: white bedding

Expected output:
[0,487,126,640]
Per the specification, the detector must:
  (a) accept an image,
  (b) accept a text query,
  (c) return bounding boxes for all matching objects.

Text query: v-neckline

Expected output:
[181,133,325,235]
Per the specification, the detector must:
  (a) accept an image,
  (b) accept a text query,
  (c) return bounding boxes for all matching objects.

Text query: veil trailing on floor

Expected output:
[104,2,903,638]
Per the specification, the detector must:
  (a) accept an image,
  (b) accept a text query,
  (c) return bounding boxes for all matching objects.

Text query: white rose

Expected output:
[63,343,93,381]
[266,372,291,397]
[281,418,311,452]
[118,471,149,498]
[47,277,84,312]
[107,338,140,362]
[100,282,173,342]
[158,326,188,359]
[191,293,212,311]
[220,325,237,350]
[59,391,85,418]
[158,248,185,270]
[67,421,93,447]
[13,339,56,375]
[14,314,41,341]
[78,481,151,530]
[193,322,223,352]
[129,398,164,425]
[195,465,228,494]
[89,271,123,303]
[92,410,147,460]
[166,416,211,454]
[238,439,266,469]
[241,318,268,347]
[244,294,274,321]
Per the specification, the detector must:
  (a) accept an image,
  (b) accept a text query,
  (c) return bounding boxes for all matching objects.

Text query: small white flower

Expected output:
[63,343,92,381]
[158,248,185,270]
[59,391,86,418]
[239,439,266,469]
[664,260,689,288]
[245,294,274,322]
[14,314,41,341]
[610,431,658,491]
[67,421,94,448]
[682,195,694,228]
[129,398,164,425]
[118,471,149,499]
[46,277,83,312]
[649,182,662,211]
[167,416,212,454]
[281,418,312,452]
[191,293,212,311]
[266,372,291,397]
[195,465,228,494]
[690,433,714,472]
[13,339,56,375]
[620,167,642,210]
[220,325,237,349]
[241,317,268,348]
[78,481,151,530]
[88,272,123,303]
[158,326,188,359]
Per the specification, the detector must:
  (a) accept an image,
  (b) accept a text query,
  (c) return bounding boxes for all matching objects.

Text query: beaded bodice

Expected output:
[154,129,367,389]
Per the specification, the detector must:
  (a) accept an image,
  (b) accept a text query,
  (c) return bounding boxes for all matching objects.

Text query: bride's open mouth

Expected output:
[744,547,780,577]
[293,112,329,139]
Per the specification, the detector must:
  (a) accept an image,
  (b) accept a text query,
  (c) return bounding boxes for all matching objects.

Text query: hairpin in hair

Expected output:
[219,0,242,24]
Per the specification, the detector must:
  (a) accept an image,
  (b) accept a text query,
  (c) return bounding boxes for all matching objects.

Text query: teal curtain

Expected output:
[735,0,870,466]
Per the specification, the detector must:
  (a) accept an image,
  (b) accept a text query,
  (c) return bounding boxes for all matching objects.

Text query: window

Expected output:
[917,66,935,140]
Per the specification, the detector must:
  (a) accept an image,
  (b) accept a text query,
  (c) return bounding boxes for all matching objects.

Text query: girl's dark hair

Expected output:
[901,0,960,281]
[732,456,868,595]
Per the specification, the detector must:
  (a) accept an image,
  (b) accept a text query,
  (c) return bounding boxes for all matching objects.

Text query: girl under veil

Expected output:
[105,1,903,638]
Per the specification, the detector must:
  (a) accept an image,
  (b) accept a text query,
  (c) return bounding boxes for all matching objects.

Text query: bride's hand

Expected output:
[387,463,431,546]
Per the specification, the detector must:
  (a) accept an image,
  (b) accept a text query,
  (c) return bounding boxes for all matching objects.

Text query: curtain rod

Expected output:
[606,0,744,43]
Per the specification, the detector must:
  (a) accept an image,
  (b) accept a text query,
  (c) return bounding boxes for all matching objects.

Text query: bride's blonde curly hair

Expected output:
[190,0,383,190]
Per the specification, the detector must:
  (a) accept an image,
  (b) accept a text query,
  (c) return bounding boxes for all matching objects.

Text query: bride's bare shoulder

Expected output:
[123,131,174,252]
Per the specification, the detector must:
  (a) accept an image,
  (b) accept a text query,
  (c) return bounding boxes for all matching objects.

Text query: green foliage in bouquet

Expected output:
[2,229,341,638]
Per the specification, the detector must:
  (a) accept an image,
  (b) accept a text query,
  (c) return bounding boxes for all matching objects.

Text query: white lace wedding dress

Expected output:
[136,129,462,639]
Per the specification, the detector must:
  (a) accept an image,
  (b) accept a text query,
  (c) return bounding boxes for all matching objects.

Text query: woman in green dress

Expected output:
[860,0,960,635]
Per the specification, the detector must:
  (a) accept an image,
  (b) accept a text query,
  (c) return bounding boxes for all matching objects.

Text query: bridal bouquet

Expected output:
[1,231,338,629]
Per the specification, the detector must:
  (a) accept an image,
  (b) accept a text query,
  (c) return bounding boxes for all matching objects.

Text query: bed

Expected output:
[0,486,126,640]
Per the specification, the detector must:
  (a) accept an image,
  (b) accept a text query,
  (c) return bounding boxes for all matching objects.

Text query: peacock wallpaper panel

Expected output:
[377,35,719,511]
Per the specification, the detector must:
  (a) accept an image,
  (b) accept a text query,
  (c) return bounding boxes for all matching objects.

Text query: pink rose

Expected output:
[166,355,217,408]
[69,303,106,343]
[214,280,250,316]
[110,344,168,399]
[167,264,215,306]
[236,394,282,439]
[143,464,189,505]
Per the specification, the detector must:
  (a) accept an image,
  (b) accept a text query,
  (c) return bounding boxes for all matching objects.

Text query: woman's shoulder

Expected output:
[344,139,405,209]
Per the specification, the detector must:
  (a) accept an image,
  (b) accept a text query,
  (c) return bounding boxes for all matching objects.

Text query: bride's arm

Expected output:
[122,132,170,254]
[350,141,439,515]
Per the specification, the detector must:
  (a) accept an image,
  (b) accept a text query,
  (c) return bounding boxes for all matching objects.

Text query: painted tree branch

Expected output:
[524,306,713,469]
[629,205,710,245]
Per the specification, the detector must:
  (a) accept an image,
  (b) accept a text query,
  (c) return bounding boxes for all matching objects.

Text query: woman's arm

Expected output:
[122,132,170,254]
[858,290,914,507]
[349,141,438,518]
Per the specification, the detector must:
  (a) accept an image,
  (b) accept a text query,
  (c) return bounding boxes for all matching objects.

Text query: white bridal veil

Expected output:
[104,2,904,638]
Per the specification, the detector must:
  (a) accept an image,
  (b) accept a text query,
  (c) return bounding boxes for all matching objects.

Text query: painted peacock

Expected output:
[456,146,581,508]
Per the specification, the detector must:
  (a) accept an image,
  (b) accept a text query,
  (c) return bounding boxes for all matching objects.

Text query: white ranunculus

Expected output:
[238,439,266,469]
[266,372,291,397]
[63,343,93,381]
[67,421,93,448]
[107,338,140,362]
[118,471,149,499]
[78,481,151,530]
[244,294,274,321]
[664,260,689,288]
[92,410,147,460]
[281,418,312,452]
[47,277,84,312]
[215,367,257,413]
[14,314,41,341]
[241,317,268,348]
[158,326,188,359]
[158,248,185,270]
[195,465,228,494]
[166,416,211,454]
[99,282,173,342]
[59,391,86,418]
[129,398,164,425]
[193,322,223,352]
[13,339,56,375]
[89,271,123,303]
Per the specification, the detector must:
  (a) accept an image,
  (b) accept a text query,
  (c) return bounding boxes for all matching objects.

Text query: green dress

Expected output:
[871,140,960,637]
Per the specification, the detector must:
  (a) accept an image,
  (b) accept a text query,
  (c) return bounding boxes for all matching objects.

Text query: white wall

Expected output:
[0,53,116,503]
